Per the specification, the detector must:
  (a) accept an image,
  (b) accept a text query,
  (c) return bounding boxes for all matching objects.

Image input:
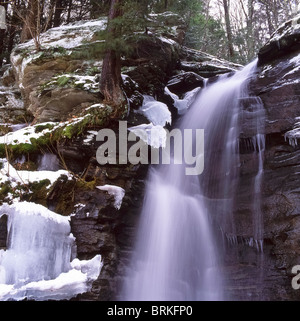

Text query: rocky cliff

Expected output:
[0,12,299,301]
[221,15,300,300]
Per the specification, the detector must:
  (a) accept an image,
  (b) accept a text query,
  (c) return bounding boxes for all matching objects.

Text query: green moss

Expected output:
[24,179,51,206]
[35,123,55,133]
[87,66,100,76]
[39,72,99,95]
[0,182,12,200]
[57,75,71,87]
[0,136,51,159]
[75,178,96,190]
[62,104,113,139]
[12,143,37,155]
[0,102,117,161]
[0,180,24,203]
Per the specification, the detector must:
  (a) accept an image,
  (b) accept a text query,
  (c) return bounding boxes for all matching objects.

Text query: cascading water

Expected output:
[122,59,265,301]
[37,153,61,171]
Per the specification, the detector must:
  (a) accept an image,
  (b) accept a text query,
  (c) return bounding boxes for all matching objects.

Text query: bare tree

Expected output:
[222,0,235,58]
[16,0,42,50]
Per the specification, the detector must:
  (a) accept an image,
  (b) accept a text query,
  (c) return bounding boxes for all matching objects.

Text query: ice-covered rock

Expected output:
[0,201,102,301]
[96,185,125,210]
[137,95,172,127]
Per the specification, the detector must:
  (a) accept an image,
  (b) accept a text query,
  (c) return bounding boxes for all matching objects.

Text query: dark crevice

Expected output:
[0,214,8,250]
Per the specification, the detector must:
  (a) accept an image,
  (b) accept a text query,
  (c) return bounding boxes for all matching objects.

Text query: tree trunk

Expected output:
[164,0,168,10]
[52,0,63,27]
[6,1,17,58]
[20,0,40,50]
[265,2,275,35]
[66,0,72,23]
[223,0,235,59]
[100,0,125,108]
[246,0,254,60]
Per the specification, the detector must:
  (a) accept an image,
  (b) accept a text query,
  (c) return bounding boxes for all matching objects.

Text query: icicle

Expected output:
[0,202,103,301]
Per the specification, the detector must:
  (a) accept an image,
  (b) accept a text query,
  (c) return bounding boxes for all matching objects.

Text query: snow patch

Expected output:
[15,18,107,51]
[0,121,64,145]
[284,117,300,147]
[128,123,167,149]
[83,130,98,145]
[0,158,72,188]
[137,95,171,127]
[164,87,200,115]
[96,185,125,210]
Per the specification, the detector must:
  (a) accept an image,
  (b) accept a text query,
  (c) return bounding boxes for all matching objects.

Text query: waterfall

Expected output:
[122,59,265,301]
[37,153,61,171]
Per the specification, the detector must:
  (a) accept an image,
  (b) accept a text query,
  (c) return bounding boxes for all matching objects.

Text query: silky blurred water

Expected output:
[122,60,264,301]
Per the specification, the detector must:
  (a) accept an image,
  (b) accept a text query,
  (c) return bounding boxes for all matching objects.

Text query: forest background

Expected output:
[0,0,299,68]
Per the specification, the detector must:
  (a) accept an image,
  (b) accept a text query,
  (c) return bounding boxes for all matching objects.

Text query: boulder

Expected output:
[179,46,242,77]
[258,14,300,65]
[10,19,106,123]
[166,71,205,97]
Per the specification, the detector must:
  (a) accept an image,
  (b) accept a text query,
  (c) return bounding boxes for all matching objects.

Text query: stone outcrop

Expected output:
[0,65,31,127]
[10,19,106,123]
[179,46,242,77]
[258,14,300,65]
[219,15,300,301]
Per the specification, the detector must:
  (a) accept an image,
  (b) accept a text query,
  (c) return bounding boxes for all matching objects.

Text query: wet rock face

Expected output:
[179,46,242,77]
[53,129,149,301]
[70,162,148,301]
[0,65,31,125]
[166,72,205,97]
[222,21,300,300]
[258,15,300,65]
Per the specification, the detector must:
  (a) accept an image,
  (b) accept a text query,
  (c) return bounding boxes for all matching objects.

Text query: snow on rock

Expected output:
[164,86,200,115]
[137,95,171,127]
[10,18,106,91]
[283,52,300,78]
[269,14,300,43]
[0,158,72,188]
[44,73,99,93]
[96,185,125,210]
[14,18,107,52]
[128,123,167,149]
[0,121,62,145]
[258,14,300,65]
[83,130,98,145]
[284,117,300,147]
